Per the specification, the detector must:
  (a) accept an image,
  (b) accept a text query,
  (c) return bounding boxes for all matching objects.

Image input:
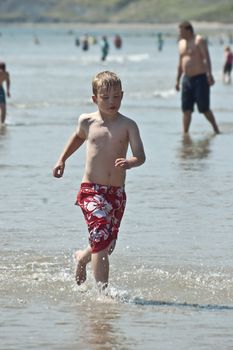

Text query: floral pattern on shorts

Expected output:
[76,183,126,253]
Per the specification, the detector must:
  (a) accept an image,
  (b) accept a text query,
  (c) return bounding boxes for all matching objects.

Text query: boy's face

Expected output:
[92,85,123,117]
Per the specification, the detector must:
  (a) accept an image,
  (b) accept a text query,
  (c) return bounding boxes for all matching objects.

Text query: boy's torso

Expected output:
[81,112,130,187]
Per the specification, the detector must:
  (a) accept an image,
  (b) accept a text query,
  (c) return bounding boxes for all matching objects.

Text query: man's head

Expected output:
[92,71,122,97]
[0,62,6,70]
[179,21,194,39]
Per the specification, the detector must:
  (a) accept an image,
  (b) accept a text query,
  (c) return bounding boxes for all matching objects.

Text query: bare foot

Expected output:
[74,250,87,285]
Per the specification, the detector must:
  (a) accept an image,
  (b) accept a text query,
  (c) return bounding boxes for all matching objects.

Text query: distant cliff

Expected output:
[0,0,233,23]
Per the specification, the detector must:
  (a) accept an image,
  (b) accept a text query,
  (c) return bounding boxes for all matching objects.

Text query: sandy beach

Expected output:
[0,23,233,350]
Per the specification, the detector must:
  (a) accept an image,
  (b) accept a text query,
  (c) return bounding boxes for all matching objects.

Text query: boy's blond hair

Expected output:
[92,71,122,96]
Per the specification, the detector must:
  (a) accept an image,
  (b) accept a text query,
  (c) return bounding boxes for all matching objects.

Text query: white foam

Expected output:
[153,88,176,98]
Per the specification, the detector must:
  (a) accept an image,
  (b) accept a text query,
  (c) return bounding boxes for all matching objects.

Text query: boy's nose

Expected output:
[108,96,114,103]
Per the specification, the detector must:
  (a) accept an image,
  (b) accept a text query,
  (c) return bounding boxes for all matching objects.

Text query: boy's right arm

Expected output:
[53,116,86,178]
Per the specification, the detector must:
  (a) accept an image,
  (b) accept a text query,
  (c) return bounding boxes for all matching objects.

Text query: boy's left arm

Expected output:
[115,121,146,170]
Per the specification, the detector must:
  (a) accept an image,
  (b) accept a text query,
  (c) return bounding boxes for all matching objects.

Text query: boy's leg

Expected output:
[91,247,109,289]
[108,238,116,255]
[74,246,92,285]
[75,239,116,285]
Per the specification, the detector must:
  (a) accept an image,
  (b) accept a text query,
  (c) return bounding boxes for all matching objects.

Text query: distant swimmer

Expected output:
[88,35,97,45]
[175,21,220,135]
[53,71,145,290]
[100,36,109,61]
[113,34,122,49]
[0,62,10,124]
[81,34,89,51]
[75,37,80,47]
[157,32,164,51]
[222,46,233,84]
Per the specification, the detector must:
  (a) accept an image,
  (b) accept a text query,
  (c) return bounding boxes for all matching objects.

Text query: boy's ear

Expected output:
[92,95,97,104]
[121,91,124,99]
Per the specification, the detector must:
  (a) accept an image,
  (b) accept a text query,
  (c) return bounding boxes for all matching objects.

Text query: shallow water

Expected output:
[0,25,233,350]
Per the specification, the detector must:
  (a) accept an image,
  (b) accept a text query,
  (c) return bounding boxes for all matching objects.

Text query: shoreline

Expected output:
[1,21,233,32]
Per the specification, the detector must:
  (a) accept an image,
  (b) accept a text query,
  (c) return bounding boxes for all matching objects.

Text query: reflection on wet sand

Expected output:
[74,302,131,349]
[0,123,7,136]
[178,134,214,160]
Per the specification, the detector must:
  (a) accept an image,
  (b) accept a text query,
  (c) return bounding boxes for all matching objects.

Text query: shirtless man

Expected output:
[53,71,145,290]
[175,21,220,134]
[0,62,10,124]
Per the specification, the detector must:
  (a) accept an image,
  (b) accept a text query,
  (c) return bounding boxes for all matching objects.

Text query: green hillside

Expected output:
[0,0,233,23]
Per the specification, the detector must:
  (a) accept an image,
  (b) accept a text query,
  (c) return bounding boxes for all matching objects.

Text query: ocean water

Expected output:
[0,24,233,350]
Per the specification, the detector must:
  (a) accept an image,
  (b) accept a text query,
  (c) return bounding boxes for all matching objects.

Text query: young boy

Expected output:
[0,62,10,124]
[53,71,145,289]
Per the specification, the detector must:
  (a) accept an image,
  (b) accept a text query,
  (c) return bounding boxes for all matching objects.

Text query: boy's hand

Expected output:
[53,160,65,178]
[115,158,131,169]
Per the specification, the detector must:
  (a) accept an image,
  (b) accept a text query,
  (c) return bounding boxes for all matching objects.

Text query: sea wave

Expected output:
[153,88,176,98]
[1,251,233,308]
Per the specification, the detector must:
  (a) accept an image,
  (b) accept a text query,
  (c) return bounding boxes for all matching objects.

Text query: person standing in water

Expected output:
[100,36,109,61]
[0,62,10,124]
[113,34,122,49]
[53,71,145,290]
[222,46,233,84]
[157,32,164,51]
[175,21,220,135]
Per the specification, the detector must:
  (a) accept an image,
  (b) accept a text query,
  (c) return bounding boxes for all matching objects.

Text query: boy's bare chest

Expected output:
[87,122,127,144]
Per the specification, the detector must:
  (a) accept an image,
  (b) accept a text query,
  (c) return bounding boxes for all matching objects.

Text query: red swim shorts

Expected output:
[76,182,126,253]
